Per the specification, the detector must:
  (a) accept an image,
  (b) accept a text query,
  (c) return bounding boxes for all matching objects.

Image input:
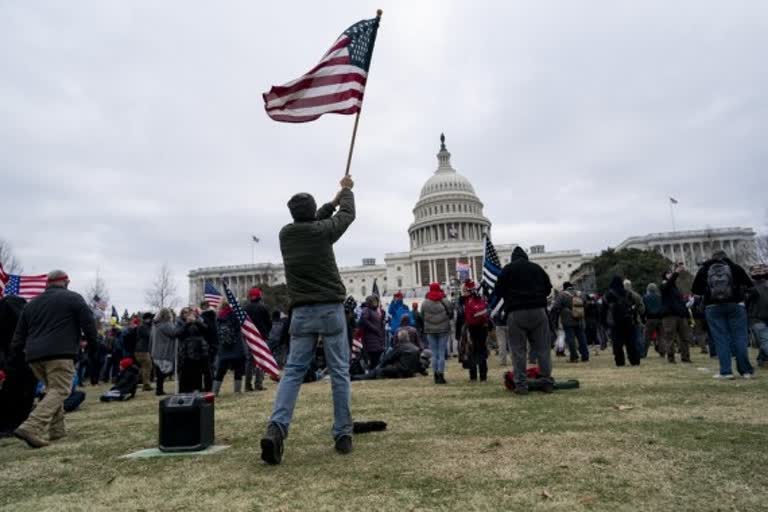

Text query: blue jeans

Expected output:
[564,325,589,361]
[269,303,352,440]
[705,303,753,376]
[751,321,768,364]
[427,333,448,373]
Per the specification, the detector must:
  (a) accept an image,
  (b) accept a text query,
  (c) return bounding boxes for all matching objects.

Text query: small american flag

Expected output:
[263,14,381,123]
[0,264,47,300]
[203,281,223,309]
[481,236,502,297]
[223,283,280,380]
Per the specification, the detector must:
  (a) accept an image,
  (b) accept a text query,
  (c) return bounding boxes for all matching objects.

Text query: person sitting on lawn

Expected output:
[100,358,139,402]
[393,313,421,349]
[352,330,424,380]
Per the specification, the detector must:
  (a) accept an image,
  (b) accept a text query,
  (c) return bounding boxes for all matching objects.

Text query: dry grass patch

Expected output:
[2,350,767,511]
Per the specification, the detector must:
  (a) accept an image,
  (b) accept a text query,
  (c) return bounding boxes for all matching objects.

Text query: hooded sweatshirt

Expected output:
[280,189,355,308]
[495,247,553,312]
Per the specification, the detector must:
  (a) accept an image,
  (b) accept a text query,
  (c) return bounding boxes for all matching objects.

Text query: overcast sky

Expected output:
[2,1,766,311]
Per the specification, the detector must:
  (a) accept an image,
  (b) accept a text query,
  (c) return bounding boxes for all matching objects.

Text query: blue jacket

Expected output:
[387,300,411,333]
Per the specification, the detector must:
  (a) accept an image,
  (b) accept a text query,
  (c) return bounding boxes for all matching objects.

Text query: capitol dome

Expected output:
[408,134,491,250]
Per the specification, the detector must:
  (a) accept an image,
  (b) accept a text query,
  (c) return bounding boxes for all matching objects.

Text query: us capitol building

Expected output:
[189,135,758,303]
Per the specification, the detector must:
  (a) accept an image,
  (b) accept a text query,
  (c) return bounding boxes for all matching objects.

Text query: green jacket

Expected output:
[280,189,355,308]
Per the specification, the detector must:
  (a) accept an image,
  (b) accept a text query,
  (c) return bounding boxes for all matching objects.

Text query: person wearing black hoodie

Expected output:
[692,251,755,379]
[494,247,554,395]
[199,301,218,392]
[660,263,693,363]
[604,276,640,366]
[134,312,154,391]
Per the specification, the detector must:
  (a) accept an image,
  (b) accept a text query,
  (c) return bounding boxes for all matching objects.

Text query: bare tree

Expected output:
[0,238,23,273]
[145,263,181,310]
[85,273,110,305]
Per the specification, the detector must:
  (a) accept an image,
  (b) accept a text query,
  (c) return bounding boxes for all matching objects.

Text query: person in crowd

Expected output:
[120,320,138,360]
[642,283,664,356]
[452,293,465,358]
[99,357,139,402]
[11,270,97,448]
[358,295,386,369]
[604,276,641,367]
[261,175,356,465]
[212,301,247,395]
[660,263,694,363]
[747,264,768,368]
[584,294,601,350]
[199,300,218,392]
[134,312,154,391]
[0,295,36,437]
[243,287,272,392]
[552,282,589,363]
[150,308,176,396]
[351,330,424,380]
[387,292,410,348]
[623,280,646,358]
[494,246,554,395]
[393,313,421,349]
[690,295,712,356]
[101,325,123,383]
[269,310,288,368]
[410,302,424,339]
[463,280,490,382]
[421,282,454,384]
[692,250,755,379]
[176,307,210,393]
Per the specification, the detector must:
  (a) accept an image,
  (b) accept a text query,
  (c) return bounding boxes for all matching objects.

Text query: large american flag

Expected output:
[263,15,381,123]
[481,236,502,297]
[203,281,223,309]
[0,264,47,300]
[222,283,280,380]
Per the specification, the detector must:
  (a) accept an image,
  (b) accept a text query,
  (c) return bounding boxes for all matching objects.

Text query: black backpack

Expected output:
[217,316,240,347]
[707,262,734,301]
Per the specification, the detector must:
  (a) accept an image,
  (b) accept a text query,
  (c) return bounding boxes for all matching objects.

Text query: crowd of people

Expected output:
[2,173,767,466]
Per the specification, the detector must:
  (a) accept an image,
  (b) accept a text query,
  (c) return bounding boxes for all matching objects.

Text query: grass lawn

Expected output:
[2,349,767,512]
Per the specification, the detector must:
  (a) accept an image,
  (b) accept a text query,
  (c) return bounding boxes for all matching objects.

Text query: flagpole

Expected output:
[344,9,382,176]
[669,201,677,232]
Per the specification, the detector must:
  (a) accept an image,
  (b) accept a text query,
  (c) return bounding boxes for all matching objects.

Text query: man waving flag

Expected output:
[263,13,381,123]
[222,283,280,380]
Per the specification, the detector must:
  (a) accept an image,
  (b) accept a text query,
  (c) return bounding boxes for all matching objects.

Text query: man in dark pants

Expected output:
[199,301,218,392]
[552,282,589,362]
[243,287,272,391]
[11,270,97,448]
[660,263,693,363]
[0,296,36,437]
[261,175,356,465]
[494,247,554,395]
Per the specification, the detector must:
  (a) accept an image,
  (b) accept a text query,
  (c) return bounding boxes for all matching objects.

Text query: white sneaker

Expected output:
[742,373,755,380]
[713,374,735,380]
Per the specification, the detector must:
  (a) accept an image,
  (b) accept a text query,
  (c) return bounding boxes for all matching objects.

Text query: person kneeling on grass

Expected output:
[100,358,139,402]
[351,330,424,381]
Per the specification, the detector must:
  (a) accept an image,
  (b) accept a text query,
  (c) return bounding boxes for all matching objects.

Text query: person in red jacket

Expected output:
[463,281,490,382]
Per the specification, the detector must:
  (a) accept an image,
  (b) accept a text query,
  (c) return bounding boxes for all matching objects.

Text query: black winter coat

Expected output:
[692,258,754,306]
[495,248,552,312]
[112,365,139,396]
[660,273,689,318]
[12,287,97,363]
[135,322,152,352]
[244,299,272,338]
[177,321,209,361]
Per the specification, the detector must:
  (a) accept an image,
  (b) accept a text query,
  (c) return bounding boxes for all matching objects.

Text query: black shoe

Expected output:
[434,372,440,384]
[438,373,447,385]
[335,435,353,455]
[254,383,266,391]
[245,383,255,392]
[541,383,554,394]
[260,424,284,465]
